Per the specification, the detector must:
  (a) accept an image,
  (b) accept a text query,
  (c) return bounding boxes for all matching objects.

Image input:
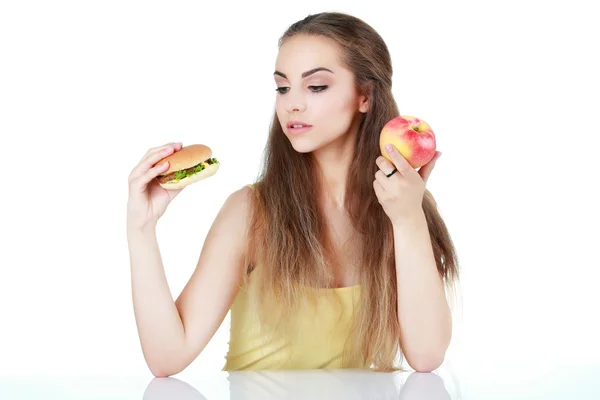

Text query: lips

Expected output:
[287,120,312,129]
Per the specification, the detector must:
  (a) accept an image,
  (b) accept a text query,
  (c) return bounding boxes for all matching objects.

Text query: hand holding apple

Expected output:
[379,116,437,169]
[374,115,441,225]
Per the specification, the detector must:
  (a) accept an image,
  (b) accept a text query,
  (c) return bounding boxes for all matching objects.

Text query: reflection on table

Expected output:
[143,368,451,400]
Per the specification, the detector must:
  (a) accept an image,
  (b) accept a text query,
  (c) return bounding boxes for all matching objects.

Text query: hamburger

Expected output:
[154,144,219,190]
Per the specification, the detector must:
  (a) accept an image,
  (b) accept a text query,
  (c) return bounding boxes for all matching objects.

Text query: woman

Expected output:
[126,12,459,377]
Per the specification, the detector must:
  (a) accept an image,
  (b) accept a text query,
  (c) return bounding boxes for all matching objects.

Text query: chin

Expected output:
[289,143,316,154]
[286,136,319,153]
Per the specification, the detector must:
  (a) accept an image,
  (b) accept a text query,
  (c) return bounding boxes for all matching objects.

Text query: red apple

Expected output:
[379,115,437,169]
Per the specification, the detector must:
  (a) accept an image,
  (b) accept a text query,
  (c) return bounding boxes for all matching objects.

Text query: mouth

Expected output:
[287,121,312,129]
[287,124,312,134]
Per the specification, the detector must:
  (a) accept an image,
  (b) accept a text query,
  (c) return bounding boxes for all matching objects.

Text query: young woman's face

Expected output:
[274,35,368,154]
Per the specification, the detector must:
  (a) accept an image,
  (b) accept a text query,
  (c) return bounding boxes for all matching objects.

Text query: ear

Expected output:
[358,94,369,113]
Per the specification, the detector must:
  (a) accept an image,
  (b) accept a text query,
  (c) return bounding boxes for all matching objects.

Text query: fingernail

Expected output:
[385,144,393,152]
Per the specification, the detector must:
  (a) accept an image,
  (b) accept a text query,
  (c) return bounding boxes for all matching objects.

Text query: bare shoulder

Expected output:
[226,184,256,209]
[218,185,256,229]
[206,184,257,261]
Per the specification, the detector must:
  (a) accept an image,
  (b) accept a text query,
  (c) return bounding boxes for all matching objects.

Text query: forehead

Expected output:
[275,35,343,74]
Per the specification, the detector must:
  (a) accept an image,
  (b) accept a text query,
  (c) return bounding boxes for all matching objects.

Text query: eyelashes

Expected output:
[275,85,328,94]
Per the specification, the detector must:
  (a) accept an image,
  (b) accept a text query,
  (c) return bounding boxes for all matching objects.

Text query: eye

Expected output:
[310,85,328,92]
[274,85,328,94]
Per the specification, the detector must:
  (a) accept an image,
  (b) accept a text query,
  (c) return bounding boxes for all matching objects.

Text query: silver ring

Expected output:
[386,168,397,178]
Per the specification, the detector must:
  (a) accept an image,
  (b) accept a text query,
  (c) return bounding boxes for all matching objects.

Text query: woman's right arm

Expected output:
[128,185,253,377]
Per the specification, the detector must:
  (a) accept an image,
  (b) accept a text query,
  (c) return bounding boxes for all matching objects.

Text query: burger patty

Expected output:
[157,158,216,184]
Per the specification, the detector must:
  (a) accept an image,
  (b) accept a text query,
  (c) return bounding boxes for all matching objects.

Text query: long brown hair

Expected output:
[242,11,460,372]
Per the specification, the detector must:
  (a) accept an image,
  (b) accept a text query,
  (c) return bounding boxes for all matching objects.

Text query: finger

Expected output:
[384,144,412,174]
[418,151,441,184]
[374,169,392,190]
[375,156,397,177]
[130,146,174,183]
[130,161,170,193]
[373,179,386,200]
[138,142,181,164]
[129,143,181,183]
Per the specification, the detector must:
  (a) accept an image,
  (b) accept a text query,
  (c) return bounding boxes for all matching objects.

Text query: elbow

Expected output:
[151,370,170,378]
[150,367,171,378]
[149,364,182,378]
[403,320,452,372]
[405,351,445,373]
[143,339,199,378]
[146,355,186,378]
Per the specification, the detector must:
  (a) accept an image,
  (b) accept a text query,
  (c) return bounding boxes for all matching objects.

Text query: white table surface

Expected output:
[1,364,599,399]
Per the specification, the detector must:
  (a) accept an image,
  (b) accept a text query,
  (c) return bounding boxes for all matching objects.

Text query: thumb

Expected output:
[419,151,441,183]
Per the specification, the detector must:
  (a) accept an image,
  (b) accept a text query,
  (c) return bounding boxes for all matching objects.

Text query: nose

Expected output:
[284,90,306,114]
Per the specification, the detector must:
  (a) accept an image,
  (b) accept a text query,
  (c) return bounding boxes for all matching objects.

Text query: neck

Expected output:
[312,129,358,210]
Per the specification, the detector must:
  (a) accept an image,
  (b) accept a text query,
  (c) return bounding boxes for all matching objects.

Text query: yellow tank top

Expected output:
[222,184,367,371]
[223,282,364,371]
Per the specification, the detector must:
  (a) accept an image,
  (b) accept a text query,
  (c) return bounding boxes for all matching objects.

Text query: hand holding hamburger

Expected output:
[126,142,219,231]
[154,144,220,190]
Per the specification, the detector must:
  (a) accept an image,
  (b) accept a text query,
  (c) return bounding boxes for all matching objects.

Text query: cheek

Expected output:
[275,102,286,126]
[338,90,358,113]
[321,91,356,128]
[321,86,355,115]
[310,91,347,123]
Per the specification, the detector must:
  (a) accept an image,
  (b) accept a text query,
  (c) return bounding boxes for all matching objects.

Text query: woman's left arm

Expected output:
[373,144,450,373]
[392,212,452,372]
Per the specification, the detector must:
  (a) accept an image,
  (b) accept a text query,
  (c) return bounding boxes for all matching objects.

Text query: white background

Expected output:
[1,0,598,383]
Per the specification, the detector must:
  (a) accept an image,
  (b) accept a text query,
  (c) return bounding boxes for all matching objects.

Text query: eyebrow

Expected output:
[273,67,334,79]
